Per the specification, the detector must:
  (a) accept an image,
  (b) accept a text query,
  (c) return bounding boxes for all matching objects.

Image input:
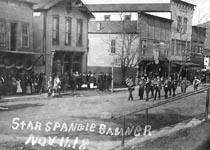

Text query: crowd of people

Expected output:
[0,71,113,99]
[0,71,47,99]
[46,72,112,97]
[126,74,201,102]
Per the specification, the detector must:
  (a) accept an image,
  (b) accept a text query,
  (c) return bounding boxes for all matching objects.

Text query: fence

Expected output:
[114,85,210,148]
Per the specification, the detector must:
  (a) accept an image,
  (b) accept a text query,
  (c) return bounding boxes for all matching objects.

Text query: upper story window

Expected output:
[183,17,188,34]
[52,15,59,45]
[142,40,147,49]
[97,22,102,30]
[177,16,182,33]
[76,19,83,46]
[65,17,72,45]
[124,15,131,21]
[104,15,110,21]
[0,21,6,47]
[111,39,116,53]
[22,23,29,48]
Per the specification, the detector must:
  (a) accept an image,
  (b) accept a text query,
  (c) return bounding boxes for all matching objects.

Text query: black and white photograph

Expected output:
[0,0,210,149]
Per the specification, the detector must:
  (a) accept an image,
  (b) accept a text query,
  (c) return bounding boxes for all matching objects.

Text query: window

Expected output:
[124,15,131,21]
[171,39,175,55]
[181,41,186,54]
[183,17,188,34]
[177,16,182,33]
[52,15,59,45]
[76,19,83,46]
[22,24,29,48]
[65,17,71,45]
[111,39,116,53]
[176,40,182,55]
[104,15,110,21]
[0,21,6,47]
[186,41,190,53]
[97,23,102,30]
[142,40,147,49]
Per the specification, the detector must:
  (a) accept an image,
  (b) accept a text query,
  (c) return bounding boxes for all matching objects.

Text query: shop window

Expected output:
[65,17,72,45]
[52,15,59,45]
[76,19,83,46]
[22,23,29,48]
[0,21,6,47]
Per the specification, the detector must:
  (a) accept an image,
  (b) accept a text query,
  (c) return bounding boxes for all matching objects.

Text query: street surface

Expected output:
[0,85,209,150]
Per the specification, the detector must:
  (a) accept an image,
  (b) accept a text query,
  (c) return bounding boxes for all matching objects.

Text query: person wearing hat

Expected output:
[145,77,151,102]
[154,76,162,100]
[138,76,145,100]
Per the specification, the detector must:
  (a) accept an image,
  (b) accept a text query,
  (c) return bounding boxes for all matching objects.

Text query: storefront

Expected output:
[138,59,169,78]
[52,51,84,76]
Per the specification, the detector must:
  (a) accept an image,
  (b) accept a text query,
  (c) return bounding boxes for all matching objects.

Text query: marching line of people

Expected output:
[126,75,201,102]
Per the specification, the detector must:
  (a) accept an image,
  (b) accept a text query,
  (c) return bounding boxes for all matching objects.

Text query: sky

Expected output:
[82,0,210,25]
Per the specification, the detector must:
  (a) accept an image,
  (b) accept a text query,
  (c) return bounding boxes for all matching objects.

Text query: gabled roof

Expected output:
[197,21,210,29]
[86,3,171,12]
[32,0,94,18]
[172,0,196,7]
[12,0,36,5]
[33,0,61,10]
[89,21,137,34]
[140,12,173,23]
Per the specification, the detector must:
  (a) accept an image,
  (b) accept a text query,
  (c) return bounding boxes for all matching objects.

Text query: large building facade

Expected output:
[138,12,173,77]
[87,3,171,83]
[88,20,139,84]
[170,0,196,75]
[0,0,36,77]
[33,0,93,77]
[191,26,206,67]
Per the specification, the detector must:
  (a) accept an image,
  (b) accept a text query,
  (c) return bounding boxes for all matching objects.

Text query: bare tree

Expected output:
[104,15,140,83]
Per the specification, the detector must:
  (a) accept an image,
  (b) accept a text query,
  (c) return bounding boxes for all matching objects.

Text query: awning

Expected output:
[0,50,43,55]
[172,61,200,67]
[0,50,43,70]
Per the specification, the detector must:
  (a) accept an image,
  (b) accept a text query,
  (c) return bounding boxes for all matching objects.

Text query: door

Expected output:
[10,23,17,51]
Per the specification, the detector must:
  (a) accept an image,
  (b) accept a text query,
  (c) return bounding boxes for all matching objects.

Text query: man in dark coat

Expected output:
[145,77,151,102]
[98,72,103,91]
[154,76,162,100]
[138,76,145,100]
[171,78,178,97]
[168,77,172,97]
[164,78,169,99]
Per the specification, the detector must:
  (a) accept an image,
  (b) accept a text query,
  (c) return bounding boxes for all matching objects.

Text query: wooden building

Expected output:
[32,0,94,77]
[0,0,38,77]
